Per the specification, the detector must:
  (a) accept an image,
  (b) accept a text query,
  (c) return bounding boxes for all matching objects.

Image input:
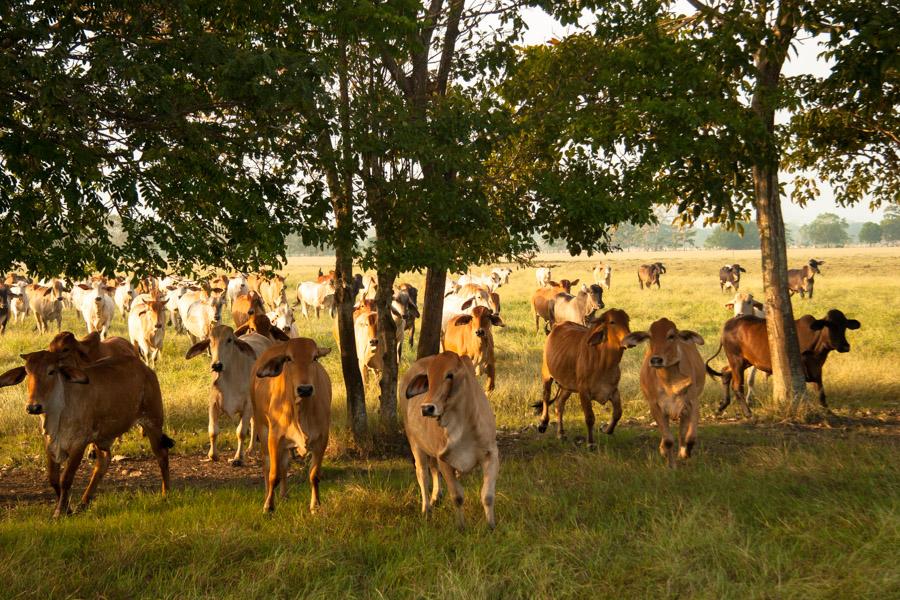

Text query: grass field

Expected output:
[1,247,898,598]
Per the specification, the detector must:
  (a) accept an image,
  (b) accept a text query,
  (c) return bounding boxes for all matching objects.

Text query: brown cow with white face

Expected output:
[401,351,499,529]
[443,306,504,392]
[251,338,331,513]
[626,318,706,468]
[0,351,173,518]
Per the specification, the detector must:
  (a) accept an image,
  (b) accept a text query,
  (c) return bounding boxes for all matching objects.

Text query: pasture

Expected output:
[1,247,898,598]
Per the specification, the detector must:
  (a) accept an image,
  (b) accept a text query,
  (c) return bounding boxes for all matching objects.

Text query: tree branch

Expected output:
[436,0,464,96]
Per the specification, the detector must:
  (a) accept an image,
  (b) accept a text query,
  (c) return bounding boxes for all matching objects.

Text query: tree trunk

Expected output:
[416,266,447,359]
[752,56,808,411]
[334,250,367,438]
[374,269,399,423]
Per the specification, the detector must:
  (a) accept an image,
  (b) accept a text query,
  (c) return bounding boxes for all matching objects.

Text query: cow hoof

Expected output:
[229,459,243,467]
[587,442,597,451]
[537,423,547,434]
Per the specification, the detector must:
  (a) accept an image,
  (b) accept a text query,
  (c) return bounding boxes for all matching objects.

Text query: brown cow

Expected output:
[530,279,578,334]
[638,263,666,289]
[259,275,287,310]
[536,309,640,446]
[48,331,138,365]
[234,313,291,341]
[232,291,266,328]
[719,264,747,292]
[0,352,173,518]
[251,338,332,512]
[706,309,860,415]
[788,259,824,299]
[401,351,499,529]
[443,306,504,392]
[627,318,706,468]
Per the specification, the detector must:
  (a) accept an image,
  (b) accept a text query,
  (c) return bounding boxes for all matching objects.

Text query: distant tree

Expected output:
[800,213,850,247]
[882,206,900,243]
[858,222,883,245]
[704,222,761,250]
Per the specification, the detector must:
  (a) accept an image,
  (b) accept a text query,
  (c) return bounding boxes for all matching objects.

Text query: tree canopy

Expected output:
[704,222,761,250]
[799,213,850,247]
[858,222,882,244]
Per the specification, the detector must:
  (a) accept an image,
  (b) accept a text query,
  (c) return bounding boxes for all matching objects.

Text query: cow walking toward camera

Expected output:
[401,351,499,529]
[0,352,173,518]
[443,306,504,392]
[719,264,746,292]
[251,338,331,513]
[638,263,666,289]
[626,318,705,468]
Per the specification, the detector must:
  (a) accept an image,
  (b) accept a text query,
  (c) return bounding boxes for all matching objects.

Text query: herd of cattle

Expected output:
[0,257,855,527]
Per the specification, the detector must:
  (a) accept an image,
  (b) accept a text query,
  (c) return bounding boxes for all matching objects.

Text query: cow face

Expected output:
[586,284,605,313]
[405,351,471,422]
[256,339,330,401]
[0,351,88,416]
[587,308,633,348]
[186,325,256,374]
[809,309,859,353]
[623,318,704,368]
[808,259,824,275]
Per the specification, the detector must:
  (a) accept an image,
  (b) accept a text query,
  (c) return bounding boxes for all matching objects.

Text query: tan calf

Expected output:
[443,306,504,392]
[401,351,499,529]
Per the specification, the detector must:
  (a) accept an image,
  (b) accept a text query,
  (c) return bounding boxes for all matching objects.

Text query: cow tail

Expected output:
[705,342,724,378]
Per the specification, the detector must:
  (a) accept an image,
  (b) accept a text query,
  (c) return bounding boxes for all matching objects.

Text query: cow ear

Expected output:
[316,347,332,359]
[271,327,291,341]
[77,284,91,291]
[0,366,26,388]
[256,355,291,378]
[751,300,765,311]
[587,327,607,346]
[810,319,828,331]
[43,287,53,297]
[460,297,475,311]
[548,281,559,287]
[59,366,89,384]
[405,373,429,399]
[740,267,747,273]
[724,302,735,311]
[846,319,860,330]
[105,286,116,294]
[621,332,650,348]
[489,314,505,327]
[233,324,250,337]
[409,304,420,319]
[185,339,210,360]
[454,315,474,326]
[234,338,257,357]
[211,287,223,293]
[677,330,705,345]
[570,279,580,286]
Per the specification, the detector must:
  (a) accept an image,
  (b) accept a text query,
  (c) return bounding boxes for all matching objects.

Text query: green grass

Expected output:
[1,248,899,598]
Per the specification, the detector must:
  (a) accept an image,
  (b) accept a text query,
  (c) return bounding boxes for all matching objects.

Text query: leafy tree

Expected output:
[882,206,900,242]
[508,0,899,410]
[857,222,882,245]
[705,222,761,250]
[800,213,850,247]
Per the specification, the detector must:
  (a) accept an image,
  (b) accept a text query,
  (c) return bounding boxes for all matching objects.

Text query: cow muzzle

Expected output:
[475,329,485,338]
[211,362,223,372]
[649,356,665,368]
[837,344,850,353]
[369,339,378,347]
[26,403,43,415]
[297,385,314,397]
[421,403,438,418]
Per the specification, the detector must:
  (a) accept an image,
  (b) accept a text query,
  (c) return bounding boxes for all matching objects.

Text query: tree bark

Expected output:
[416,266,447,359]
[374,269,399,423]
[752,54,808,410]
[334,249,367,438]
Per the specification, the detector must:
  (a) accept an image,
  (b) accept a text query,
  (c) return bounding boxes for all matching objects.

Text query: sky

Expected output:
[518,5,886,226]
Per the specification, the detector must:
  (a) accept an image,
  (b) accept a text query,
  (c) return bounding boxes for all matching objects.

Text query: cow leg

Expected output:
[555,389,572,439]
[207,404,220,462]
[485,362,496,393]
[429,459,442,506]
[603,388,623,435]
[812,380,827,409]
[263,435,282,512]
[437,459,466,530]
[746,367,757,406]
[247,415,257,455]
[638,275,643,289]
[538,379,556,433]
[147,430,172,496]
[480,449,499,530]
[46,447,61,500]
[55,444,87,518]
[278,446,291,499]
[232,410,251,466]
[408,322,415,348]
[733,368,752,418]
[717,369,733,414]
[78,446,111,510]
[534,312,541,333]
[308,447,324,512]
[678,408,698,461]
[578,394,596,447]
[411,444,432,516]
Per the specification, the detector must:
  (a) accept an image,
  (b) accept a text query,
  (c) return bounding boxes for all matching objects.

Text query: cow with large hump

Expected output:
[49,331,138,365]
[788,259,824,299]
[128,297,168,368]
[232,291,266,328]
[401,351,499,529]
[548,283,604,328]
[530,279,577,334]
[442,284,496,331]
[186,324,276,464]
[443,306,504,392]
[0,351,173,518]
[28,282,65,334]
[251,337,331,513]
[638,263,666,289]
[536,309,640,446]
[626,318,706,468]
[719,264,747,292]
[706,309,860,415]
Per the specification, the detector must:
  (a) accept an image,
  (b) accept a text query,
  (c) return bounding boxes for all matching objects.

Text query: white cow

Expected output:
[593,263,612,290]
[492,268,513,286]
[267,303,298,338]
[182,299,220,344]
[114,283,135,321]
[296,280,336,319]
[9,283,29,324]
[458,272,502,291]
[128,297,167,368]
[726,292,766,319]
[536,267,552,287]
[79,281,115,339]
[441,285,494,331]
[226,276,248,307]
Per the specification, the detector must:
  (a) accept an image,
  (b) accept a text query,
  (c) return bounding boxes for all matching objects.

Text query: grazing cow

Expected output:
[638,263,666,289]
[0,284,10,334]
[128,299,168,368]
[706,309,860,415]
[355,307,382,385]
[530,279,578,334]
[626,318,706,468]
[535,267,552,287]
[251,338,332,512]
[788,259,824,299]
[28,283,64,334]
[267,303,298,338]
[113,283,134,321]
[232,291,266,328]
[401,351,499,529]
[548,284,604,327]
[719,264,747,292]
[78,282,116,340]
[536,309,639,446]
[186,325,275,464]
[296,280,336,319]
[48,331,138,364]
[593,263,612,290]
[0,352,173,518]
[226,275,249,307]
[234,313,291,342]
[259,275,287,311]
[443,306,504,392]
[725,292,765,318]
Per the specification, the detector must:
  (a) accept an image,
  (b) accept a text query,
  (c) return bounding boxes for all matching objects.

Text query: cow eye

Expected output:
[445,373,453,380]
[227,338,232,344]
